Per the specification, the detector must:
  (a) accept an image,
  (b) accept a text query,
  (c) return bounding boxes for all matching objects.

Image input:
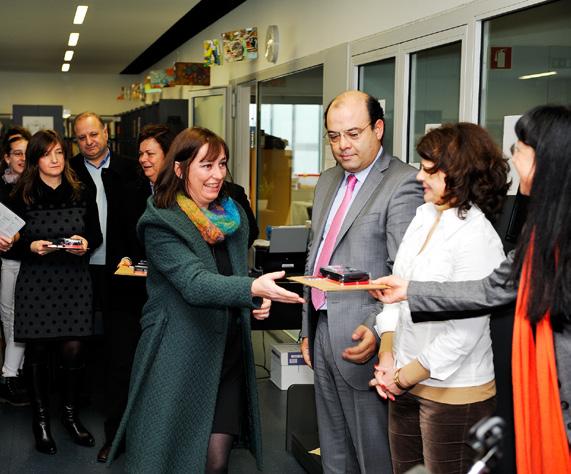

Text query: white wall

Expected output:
[0,71,142,116]
[0,0,477,118]
[146,0,474,84]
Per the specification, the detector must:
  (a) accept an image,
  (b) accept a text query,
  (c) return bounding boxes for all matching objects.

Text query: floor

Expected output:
[0,365,307,474]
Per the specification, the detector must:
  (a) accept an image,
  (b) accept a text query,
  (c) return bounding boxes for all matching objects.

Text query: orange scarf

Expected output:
[512,243,571,474]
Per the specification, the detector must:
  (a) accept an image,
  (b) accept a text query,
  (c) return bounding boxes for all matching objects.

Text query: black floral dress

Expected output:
[11,179,102,341]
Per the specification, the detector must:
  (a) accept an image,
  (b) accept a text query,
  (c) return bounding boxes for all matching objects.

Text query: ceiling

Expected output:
[0,0,243,75]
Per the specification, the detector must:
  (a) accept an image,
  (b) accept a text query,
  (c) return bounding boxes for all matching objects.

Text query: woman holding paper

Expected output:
[109,127,303,473]
[10,129,102,455]
[0,126,31,407]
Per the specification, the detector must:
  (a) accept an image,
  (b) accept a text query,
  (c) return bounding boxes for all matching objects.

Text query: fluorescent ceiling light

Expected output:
[73,6,89,25]
[64,50,74,61]
[68,32,80,47]
[518,71,557,80]
[62,63,71,72]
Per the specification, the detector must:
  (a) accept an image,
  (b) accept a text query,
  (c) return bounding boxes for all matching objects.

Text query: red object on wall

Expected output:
[491,47,512,69]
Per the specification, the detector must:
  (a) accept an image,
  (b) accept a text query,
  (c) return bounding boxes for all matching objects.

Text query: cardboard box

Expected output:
[270,343,314,390]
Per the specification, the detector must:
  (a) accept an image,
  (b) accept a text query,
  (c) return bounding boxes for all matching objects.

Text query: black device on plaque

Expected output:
[319,265,370,283]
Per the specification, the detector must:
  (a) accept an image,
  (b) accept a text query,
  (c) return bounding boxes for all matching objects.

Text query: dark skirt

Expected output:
[14,258,94,342]
[211,309,246,435]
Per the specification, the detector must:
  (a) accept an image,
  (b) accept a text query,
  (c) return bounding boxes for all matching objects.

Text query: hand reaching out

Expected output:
[251,271,305,304]
[368,275,409,304]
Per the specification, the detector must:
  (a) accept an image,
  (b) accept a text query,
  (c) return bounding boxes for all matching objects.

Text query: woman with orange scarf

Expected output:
[371,105,571,473]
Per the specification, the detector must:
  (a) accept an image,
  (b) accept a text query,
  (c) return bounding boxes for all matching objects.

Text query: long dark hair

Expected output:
[512,105,571,329]
[416,123,510,221]
[153,127,229,208]
[13,130,82,205]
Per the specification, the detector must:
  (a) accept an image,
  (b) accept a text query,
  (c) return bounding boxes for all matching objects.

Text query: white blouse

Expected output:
[376,203,505,388]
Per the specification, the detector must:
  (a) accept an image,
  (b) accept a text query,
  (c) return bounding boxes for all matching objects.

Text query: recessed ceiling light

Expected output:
[62,63,71,72]
[64,50,74,62]
[68,32,80,47]
[73,6,89,25]
[518,71,557,80]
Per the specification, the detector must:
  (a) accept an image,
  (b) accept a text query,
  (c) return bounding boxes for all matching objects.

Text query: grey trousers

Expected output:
[313,315,392,474]
[0,258,25,376]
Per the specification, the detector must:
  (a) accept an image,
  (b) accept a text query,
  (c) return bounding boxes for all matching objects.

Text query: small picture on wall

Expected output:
[204,39,222,66]
[221,27,258,62]
[174,62,211,86]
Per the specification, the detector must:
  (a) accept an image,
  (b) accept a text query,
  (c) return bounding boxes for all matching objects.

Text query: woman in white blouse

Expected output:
[371,123,509,474]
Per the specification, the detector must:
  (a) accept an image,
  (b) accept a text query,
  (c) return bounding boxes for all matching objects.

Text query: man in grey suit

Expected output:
[300,90,423,473]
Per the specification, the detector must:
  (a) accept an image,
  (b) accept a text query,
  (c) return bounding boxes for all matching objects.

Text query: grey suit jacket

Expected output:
[408,249,571,443]
[302,152,423,390]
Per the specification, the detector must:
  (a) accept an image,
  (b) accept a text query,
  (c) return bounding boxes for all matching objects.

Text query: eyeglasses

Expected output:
[325,123,372,144]
[9,150,25,158]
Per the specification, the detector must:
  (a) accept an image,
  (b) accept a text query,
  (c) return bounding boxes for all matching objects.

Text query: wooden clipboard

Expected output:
[287,275,389,292]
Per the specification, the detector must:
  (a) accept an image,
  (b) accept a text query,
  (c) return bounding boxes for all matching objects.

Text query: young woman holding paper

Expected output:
[0,126,31,407]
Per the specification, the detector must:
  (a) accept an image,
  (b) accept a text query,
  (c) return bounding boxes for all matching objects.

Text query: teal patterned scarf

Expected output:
[177,193,241,244]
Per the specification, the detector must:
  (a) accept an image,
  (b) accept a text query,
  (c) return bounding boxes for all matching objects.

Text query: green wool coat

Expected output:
[108,198,263,473]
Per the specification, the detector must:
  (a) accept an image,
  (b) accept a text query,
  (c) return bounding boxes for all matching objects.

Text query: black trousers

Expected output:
[89,264,142,442]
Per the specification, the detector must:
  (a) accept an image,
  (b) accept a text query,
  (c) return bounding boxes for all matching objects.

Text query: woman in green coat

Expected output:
[109,127,303,473]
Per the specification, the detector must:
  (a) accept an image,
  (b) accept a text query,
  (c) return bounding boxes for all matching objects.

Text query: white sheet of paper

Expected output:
[0,202,25,238]
[502,115,522,195]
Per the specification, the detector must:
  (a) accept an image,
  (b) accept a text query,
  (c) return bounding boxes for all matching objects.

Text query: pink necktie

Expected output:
[312,174,358,310]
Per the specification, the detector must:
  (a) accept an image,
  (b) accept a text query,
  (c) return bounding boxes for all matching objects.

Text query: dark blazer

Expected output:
[70,152,145,268]
[70,152,147,309]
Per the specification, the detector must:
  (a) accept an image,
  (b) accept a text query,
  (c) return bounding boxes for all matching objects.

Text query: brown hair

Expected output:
[416,123,510,220]
[153,127,229,208]
[13,130,82,205]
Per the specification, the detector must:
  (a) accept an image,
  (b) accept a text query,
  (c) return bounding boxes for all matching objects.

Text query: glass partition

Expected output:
[408,42,461,163]
[480,0,571,154]
[257,66,324,237]
[359,57,396,155]
[192,94,225,138]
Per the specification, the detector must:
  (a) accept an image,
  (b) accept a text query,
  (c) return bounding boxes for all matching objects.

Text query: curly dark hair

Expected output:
[416,123,510,221]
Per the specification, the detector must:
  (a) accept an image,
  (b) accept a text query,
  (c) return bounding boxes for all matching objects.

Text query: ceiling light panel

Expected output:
[73,6,89,25]
[64,50,74,61]
[68,32,80,46]
[62,63,71,72]
[518,71,557,80]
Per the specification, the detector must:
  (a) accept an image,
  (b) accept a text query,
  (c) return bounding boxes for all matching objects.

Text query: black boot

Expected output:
[61,366,95,447]
[0,374,30,406]
[27,363,57,455]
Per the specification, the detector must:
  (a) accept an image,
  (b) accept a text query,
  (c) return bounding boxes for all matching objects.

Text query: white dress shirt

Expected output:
[376,203,505,387]
[84,151,110,265]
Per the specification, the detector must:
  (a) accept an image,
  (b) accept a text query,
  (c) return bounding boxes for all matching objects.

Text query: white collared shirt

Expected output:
[377,203,505,387]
